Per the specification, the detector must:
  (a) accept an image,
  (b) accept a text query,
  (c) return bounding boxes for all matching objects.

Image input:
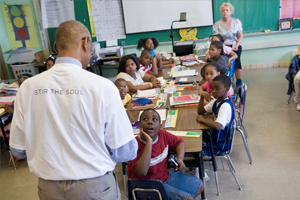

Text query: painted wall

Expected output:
[0,0,43,79]
[123,30,300,66]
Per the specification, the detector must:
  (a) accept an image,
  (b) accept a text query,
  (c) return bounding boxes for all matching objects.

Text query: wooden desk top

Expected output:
[167,107,210,131]
[162,63,173,68]
[130,109,210,153]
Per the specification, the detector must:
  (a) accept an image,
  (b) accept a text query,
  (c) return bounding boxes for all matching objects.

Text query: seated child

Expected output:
[45,56,56,70]
[114,78,135,123]
[206,34,238,68]
[137,37,175,65]
[198,64,207,86]
[115,55,161,93]
[206,41,229,74]
[196,75,235,156]
[139,49,162,76]
[18,75,31,86]
[0,75,30,161]
[199,62,233,105]
[287,44,300,110]
[128,108,204,200]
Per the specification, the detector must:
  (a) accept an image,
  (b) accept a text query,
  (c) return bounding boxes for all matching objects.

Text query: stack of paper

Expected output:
[175,76,196,84]
[164,110,178,128]
[169,94,199,106]
[169,131,202,137]
[136,88,160,99]
[0,96,15,104]
[175,84,196,91]
[172,70,196,78]
[179,55,198,61]
[155,93,168,107]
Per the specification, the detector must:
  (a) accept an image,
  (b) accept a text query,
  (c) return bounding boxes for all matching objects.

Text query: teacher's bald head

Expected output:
[54,20,92,68]
[55,20,90,52]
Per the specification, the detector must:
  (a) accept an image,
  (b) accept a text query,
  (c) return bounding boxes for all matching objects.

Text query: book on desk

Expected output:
[169,94,199,107]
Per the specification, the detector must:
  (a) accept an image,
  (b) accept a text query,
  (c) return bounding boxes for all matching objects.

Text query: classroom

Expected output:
[0,0,300,200]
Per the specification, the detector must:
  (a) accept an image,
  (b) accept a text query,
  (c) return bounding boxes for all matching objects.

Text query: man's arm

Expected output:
[10,86,27,158]
[109,139,137,162]
[104,85,138,162]
[10,147,27,159]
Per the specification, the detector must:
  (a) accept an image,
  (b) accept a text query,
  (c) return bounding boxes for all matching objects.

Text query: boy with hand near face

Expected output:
[128,108,204,200]
[196,74,235,156]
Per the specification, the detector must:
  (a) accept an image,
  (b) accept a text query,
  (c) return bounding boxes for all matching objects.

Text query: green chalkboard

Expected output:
[48,0,300,51]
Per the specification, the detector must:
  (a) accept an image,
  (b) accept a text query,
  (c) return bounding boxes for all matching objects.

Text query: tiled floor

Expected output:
[1,68,300,200]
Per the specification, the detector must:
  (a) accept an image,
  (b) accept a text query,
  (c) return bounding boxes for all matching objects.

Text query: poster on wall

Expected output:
[41,0,75,28]
[89,0,125,41]
[1,4,39,49]
[280,0,300,19]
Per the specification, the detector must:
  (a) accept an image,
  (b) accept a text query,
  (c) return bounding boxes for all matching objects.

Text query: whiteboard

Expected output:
[122,0,213,34]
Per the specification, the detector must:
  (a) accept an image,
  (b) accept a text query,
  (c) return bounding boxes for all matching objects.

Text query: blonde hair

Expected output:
[220,2,234,14]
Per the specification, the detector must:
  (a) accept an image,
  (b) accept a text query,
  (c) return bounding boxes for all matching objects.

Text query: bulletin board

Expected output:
[280,0,300,19]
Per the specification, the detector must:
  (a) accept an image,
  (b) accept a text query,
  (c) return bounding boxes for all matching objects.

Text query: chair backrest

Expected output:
[237,83,247,120]
[226,59,235,79]
[128,179,170,200]
[226,119,237,156]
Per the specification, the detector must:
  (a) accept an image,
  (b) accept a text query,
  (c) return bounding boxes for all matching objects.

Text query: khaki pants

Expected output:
[38,171,121,200]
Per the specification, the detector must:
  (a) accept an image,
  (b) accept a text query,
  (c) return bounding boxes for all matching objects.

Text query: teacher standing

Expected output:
[10,20,137,200]
[213,2,243,87]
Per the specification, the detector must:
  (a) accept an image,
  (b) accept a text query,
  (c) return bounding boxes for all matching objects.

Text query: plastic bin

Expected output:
[11,62,38,79]
[193,48,208,56]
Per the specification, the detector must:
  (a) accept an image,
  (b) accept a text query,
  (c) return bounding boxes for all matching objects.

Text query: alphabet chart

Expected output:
[89,0,125,41]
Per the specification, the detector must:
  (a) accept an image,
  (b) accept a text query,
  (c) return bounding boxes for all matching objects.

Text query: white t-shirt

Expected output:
[10,58,136,180]
[204,98,232,130]
[115,69,146,86]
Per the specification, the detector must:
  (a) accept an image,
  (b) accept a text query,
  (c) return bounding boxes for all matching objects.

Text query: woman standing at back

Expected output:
[213,2,243,87]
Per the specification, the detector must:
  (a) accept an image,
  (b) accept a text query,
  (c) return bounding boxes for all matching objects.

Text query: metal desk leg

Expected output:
[98,62,103,76]
[198,151,207,200]
[122,162,128,198]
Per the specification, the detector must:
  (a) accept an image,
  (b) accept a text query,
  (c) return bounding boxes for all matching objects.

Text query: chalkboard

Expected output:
[122,0,213,34]
[47,0,300,50]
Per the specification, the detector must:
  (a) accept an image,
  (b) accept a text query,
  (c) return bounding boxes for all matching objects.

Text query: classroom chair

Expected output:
[287,72,296,104]
[0,114,17,170]
[235,83,253,164]
[128,179,170,200]
[225,59,236,79]
[204,119,242,196]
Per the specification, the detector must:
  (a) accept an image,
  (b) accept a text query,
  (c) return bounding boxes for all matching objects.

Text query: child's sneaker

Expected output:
[204,172,210,181]
[297,103,300,111]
